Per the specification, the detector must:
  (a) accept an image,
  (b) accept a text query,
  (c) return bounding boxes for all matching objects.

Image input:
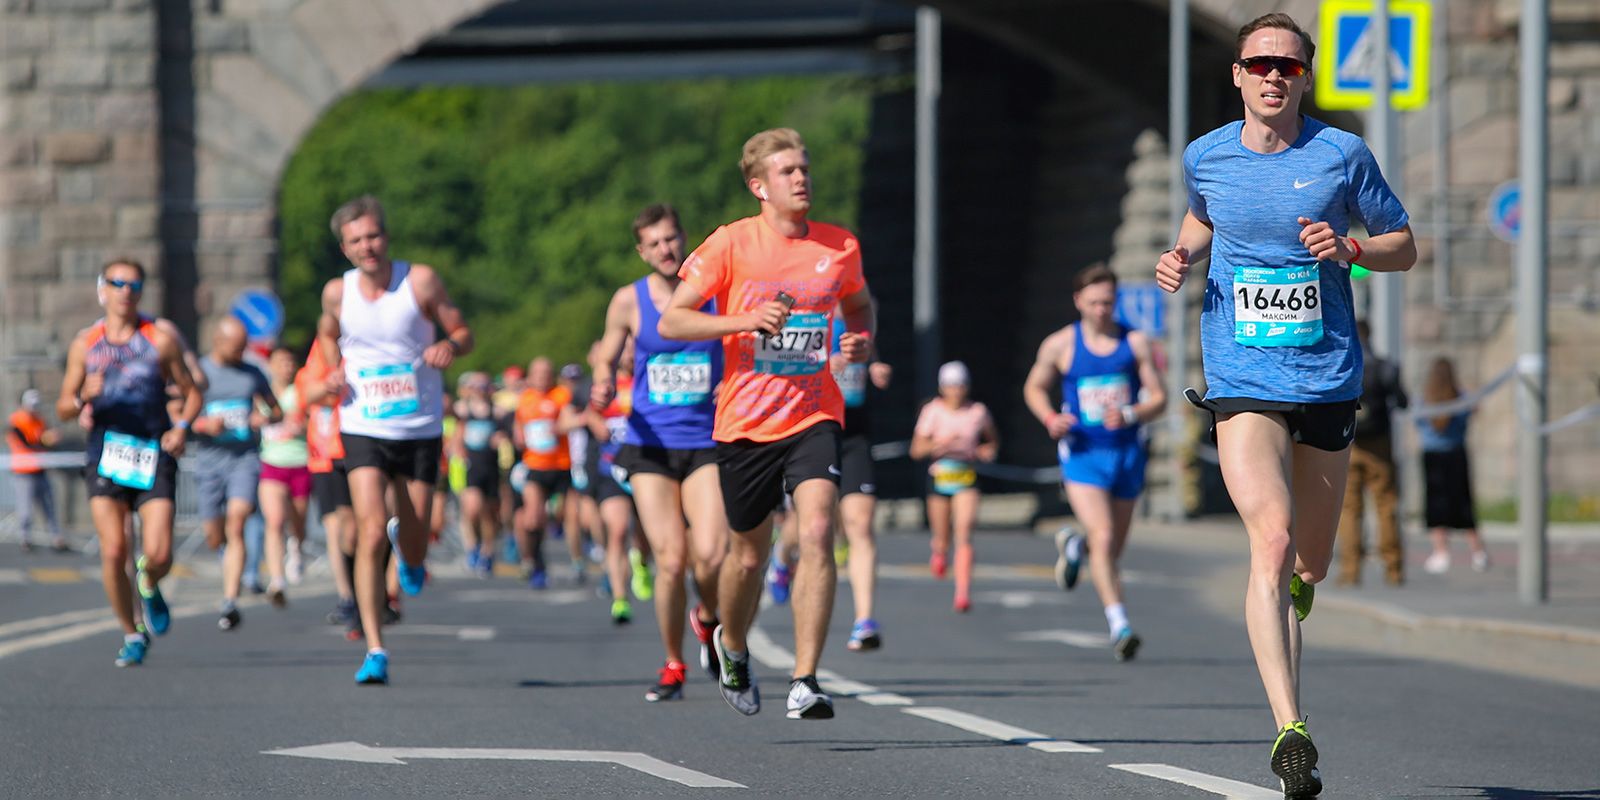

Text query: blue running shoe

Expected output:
[355,650,389,684]
[1112,627,1142,662]
[398,560,427,597]
[465,549,481,573]
[115,637,148,667]
[529,568,548,591]
[135,556,171,636]
[846,618,882,652]
[766,560,791,605]
[476,553,494,579]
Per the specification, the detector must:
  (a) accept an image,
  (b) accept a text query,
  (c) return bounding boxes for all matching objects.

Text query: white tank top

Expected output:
[338,261,443,440]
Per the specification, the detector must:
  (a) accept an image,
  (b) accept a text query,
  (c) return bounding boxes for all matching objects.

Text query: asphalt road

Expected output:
[0,526,1594,799]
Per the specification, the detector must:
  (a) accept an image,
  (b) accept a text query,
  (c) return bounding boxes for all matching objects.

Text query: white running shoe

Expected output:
[1423,551,1451,575]
[1470,550,1490,572]
[786,675,834,720]
[286,544,304,586]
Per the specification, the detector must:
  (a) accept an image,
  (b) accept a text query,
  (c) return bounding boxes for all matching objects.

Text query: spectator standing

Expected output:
[1337,320,1408,586]
[8,389,68,552]
[1416,357,1489,574]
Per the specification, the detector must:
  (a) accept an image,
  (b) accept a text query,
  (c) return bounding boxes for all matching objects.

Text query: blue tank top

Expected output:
[1062,323,1141,448]
[627,278,721,449]
[84,318,171,461]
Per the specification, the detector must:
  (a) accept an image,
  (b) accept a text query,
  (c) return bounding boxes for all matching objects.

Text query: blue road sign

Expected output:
[230,289,285,342]
[1115,282,1166,337]
[1487,180,1520,243]
[1316,0,1432,110]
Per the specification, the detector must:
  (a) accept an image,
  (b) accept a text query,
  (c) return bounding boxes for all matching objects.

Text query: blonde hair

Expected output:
[740,128,806,183]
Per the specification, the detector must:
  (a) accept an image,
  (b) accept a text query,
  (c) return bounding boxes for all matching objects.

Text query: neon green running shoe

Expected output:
[611,598,632,626]
[1289,574,1314,622]
[1271,719,1322,798]
[629,549,654,602]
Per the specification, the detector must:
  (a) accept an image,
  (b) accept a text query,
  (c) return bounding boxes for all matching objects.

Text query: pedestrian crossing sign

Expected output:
[1315,0,1431,110]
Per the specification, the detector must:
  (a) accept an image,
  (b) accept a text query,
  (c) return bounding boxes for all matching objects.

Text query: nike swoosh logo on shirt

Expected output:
[1293,179,1318,189]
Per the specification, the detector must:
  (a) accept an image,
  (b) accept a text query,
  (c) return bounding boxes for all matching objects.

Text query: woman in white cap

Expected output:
[910,361,998,612]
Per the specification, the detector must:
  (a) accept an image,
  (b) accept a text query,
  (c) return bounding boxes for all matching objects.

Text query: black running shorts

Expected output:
[341,433,443,483]
[838,433,875,497]
[615,444,717,483]
[1190,395,1359,453]
[312,460,352,513]
[716,421,841,532]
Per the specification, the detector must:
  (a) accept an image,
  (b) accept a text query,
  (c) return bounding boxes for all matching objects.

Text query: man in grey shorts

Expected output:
[191,317,280,630]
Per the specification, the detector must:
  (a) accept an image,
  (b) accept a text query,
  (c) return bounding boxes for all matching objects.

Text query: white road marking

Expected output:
[263,741,744,788]
[901,707,1102,753]
[326,624,495,641]
[0,606,108,640]
[0,588,336,661]
[1011,629,1111,649]
[973,590,1066,609]
[0,568,25,585]
[745,626,913,706]
[1110,763,1280,799]
[450,588,588,605]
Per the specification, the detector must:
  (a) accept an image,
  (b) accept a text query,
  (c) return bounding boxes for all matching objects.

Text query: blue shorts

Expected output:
[1059,439,1147,499]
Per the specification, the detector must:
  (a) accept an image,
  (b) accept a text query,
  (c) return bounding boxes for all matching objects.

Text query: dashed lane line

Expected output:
[901,707,1103,754]
[1109,763,1280,799]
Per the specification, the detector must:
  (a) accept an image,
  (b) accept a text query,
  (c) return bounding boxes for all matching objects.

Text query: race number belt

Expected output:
[646,352,712,405]
[931,458,977,495]
[205,399,251,442]
[1076,374,1131,427]
[464,419,496,451]
[755,312,828,375]
[99,431,159,490]
[354,363,420,419]
[836,363,868,408]
[1233,265,1323,346]
[523,419,557,454]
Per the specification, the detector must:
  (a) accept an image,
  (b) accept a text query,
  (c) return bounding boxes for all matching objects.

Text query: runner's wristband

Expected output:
[1120,406,1139,426]
[1347,237,1363,265]
[174,419,191,431]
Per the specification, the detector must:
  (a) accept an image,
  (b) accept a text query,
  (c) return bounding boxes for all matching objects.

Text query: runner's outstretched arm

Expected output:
[155,329,201,456]
[1023,330,1073,439]
[317,278,345,375]
[658,281,783,341]
[589,286,634,409]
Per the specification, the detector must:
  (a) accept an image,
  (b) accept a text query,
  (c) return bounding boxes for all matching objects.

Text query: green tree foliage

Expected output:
[277,77,875,375]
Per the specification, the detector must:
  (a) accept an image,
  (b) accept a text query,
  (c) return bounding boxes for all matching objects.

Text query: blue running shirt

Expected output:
[1185,117,1409,403]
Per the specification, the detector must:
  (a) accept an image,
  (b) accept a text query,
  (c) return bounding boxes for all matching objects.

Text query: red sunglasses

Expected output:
[1236,56,1308,78]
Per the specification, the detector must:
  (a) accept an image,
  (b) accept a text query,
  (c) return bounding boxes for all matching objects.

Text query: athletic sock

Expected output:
[220,599,237,613]
[1105,603,1129,636]
[124,633,145,645]
[367,647,387,657]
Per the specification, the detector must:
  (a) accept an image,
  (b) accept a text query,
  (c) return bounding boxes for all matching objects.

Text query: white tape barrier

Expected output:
[1401,362,1517,419]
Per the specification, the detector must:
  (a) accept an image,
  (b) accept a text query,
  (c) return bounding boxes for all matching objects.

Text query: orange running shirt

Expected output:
[679,215,867,443]
[515,385,572,471]
[295,340,345,473]
[7,410,47,474]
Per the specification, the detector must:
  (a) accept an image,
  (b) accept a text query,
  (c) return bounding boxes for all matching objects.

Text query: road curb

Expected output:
[1315,594,1600,647]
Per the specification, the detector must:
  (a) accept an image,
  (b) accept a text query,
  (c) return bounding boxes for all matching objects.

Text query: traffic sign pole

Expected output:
[1516,0,1549,605]
[1368,5,1405,402]
[1167,0,1189,520]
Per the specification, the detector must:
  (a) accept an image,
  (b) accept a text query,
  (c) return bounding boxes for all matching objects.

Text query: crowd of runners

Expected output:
[47,13,1409,798]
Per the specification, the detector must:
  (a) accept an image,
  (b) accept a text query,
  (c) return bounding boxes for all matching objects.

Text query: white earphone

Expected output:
[759,187,769,201]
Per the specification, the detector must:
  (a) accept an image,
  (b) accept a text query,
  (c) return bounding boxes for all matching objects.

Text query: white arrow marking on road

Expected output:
[745,626,912,706]
[1012,629,1111,650]
[902,707,1102,753]
[1110,763,1279,799]
[262,742,744,788]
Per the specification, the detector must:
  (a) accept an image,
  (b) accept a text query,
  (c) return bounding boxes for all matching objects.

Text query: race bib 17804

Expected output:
[1233,265,1323,347]
[755,312,829,375]
[354,363,420,420]
[646,352,712,406]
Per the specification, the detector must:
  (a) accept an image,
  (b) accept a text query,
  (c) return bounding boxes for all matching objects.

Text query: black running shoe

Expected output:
[645,662,686,703]
[785,675,835,720]
[1271,719,1322,798]
[217,607,242,631]
[713,624,759,715]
